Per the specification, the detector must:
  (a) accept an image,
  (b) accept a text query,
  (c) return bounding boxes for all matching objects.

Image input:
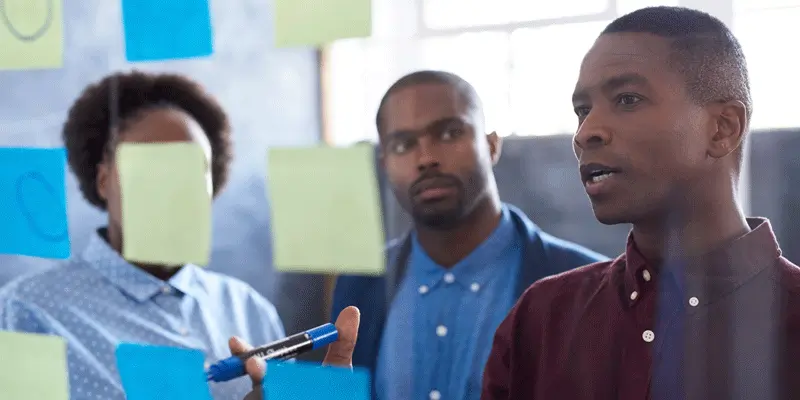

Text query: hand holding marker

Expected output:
[207,323,339,382]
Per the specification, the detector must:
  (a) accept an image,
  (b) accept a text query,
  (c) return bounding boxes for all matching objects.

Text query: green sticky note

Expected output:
[0,331,69,400]
[117,143,211,266]
[267,146,385,275]
[274,0,371,47]
[0,0,64,70]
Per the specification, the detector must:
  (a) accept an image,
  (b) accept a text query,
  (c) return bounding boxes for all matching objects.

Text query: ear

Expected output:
[97,161,111,202]
[708,100,747,159]
[377,146,387,170]
[487,131,502,166]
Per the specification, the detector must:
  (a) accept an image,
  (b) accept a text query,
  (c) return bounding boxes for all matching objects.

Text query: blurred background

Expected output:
[0,0,797,361]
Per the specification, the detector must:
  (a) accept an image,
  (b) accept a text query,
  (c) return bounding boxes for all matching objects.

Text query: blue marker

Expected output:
[206,323,338,382]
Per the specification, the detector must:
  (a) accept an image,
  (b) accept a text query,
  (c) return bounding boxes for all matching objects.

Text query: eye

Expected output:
[617,94,642,107]
[574,106,591,118]
[441,127,463,141]
[389,137,415,154]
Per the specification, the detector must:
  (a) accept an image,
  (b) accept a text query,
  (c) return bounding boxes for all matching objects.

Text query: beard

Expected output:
[405,167,485,230]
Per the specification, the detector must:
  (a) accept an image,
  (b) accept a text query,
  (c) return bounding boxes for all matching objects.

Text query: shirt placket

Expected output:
[619,270,656,400]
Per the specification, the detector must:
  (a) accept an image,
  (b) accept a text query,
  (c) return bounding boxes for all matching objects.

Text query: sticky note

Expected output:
[117,143,211,266]
[265,361,370,400]
[274,0,371,47]
[0,331,69,400]
[0,0,64,70]
[116,343,212,400]
[267,146,385,275]
[0,147,70,259]
[121,0,213,62]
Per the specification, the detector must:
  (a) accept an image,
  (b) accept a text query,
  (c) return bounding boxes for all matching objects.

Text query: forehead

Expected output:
[123,108,206,142]
[121,108,212,157]
[576,33,684,92]
[382,83,474,133]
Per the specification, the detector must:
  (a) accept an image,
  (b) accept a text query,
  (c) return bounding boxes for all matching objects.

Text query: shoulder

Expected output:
[0,259,94,330]
[0,259,94,305]
[513,257,619,322]
[536,230,610,265]
[777,257,800,305]
[505,204,610,267]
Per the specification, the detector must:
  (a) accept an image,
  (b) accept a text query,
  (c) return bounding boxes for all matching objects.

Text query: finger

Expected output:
[323,306,360,367]
[228,336,254,356]
[245,356,267,387]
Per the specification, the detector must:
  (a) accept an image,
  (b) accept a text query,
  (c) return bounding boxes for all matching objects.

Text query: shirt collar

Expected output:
[410,206,518,289]
[623,217,781,305]
[81,228,201,302]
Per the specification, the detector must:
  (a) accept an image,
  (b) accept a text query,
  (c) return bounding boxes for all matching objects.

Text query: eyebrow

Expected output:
[385,116,466,140]
[572,72,651,104]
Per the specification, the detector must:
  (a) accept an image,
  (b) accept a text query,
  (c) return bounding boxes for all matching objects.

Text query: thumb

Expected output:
[323,306,360,367]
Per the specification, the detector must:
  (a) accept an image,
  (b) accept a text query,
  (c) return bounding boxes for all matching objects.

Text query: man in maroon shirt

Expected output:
[482,6,800,400]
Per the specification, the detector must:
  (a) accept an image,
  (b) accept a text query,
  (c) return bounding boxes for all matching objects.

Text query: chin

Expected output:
[590,204,632,226]
[413,205,462,229]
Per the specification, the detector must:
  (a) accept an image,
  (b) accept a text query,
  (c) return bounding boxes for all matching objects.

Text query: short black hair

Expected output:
[62,71,232,210]
[603,6,752,123]
[375,70,483,135]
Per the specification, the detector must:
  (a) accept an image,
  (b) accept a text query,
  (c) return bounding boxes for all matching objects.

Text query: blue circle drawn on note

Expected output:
[0,0,54,42]
[16,170,69,242]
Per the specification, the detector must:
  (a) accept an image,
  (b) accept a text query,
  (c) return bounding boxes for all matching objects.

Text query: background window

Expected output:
[422,0,609,29]
[509,21,609,136]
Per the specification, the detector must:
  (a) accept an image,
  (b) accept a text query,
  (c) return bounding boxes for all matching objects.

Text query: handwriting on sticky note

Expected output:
[116,143,211,266]
[0,147,70,259]
[116,343,212,400]
[274,0,371,47]
[121,0,213,62]
[0,331,69,400]
[267,146,385,275]
[0,0,64,70]
[265,361,370,400]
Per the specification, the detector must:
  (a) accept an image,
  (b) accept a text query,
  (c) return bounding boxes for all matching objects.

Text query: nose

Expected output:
[416,137,441,172]
[573,111,612,158]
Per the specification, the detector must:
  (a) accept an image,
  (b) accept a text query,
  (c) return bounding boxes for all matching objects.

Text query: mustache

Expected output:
[409,172,462,196]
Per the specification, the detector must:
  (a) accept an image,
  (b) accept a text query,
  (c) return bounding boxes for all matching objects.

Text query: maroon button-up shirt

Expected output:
[482,218,800,400]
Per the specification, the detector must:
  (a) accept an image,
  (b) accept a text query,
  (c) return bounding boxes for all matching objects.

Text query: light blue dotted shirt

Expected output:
[0,229,285,400]
[377,206,522,400]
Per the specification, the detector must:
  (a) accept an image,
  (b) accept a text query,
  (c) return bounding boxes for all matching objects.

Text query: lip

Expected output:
[416,186,457,201]
[412,177,458,201]
[580,162,622,196]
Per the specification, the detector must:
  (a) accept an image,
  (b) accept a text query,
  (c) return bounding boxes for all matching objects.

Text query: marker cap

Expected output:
[206,357,245,383]
[308,323,338,349]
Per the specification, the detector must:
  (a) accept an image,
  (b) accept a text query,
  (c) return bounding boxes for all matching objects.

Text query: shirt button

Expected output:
[429,390,441,400]
[179,327,189,336]
[436,325,448,337]
[689,297,699,307]
[443,273,455,284]
[642,330,655,343]
[642,270,651,282]
[203,361,211,369]
[418,285,429,294]
[161,286,172,294]
[470,282,481,292]
[630,291,638,300]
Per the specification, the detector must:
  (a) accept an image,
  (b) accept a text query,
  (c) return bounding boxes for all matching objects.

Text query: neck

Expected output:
[631,183,750,265]
[414,194,502,268]
[105,223,180,281]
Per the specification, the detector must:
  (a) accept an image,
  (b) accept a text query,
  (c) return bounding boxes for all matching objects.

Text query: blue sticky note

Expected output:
[121,0,213,62]
[265,361,370,400]
[116,343,212,400]
[0,147,69,259]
